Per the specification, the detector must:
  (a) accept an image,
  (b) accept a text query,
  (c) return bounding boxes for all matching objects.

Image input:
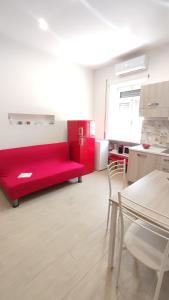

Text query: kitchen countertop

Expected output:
[129,145,169,156]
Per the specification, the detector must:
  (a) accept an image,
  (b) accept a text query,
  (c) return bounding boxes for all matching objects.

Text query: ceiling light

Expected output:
[38,18,48,31]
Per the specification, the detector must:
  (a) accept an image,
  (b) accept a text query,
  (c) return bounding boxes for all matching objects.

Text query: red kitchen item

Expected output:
[142,143,150,149]
[67,120,95,175]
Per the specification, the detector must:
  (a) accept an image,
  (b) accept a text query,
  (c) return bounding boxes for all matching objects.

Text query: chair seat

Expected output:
[124,220,169,272]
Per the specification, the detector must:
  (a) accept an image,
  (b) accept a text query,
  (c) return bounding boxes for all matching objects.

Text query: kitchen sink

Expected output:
[162,149,169,154]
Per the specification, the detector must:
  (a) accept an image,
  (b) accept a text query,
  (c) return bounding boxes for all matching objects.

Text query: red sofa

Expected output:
[0,142,84,207]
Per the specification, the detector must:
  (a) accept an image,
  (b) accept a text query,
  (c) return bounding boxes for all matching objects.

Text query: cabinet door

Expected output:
[137,152,157,180]
[139,107,169,118]
[159,81,169,107]
[140,84,153,108]
[127,150,139,182]
[140,83,160,108]
[127,150,158,182]
[140,81,169,117]
[158,156,169,173]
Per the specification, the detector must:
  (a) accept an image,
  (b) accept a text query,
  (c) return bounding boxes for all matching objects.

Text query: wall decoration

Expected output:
[8,113,55,126]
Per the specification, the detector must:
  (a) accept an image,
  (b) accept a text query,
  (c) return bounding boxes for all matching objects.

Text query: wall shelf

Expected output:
[8,113,55,126]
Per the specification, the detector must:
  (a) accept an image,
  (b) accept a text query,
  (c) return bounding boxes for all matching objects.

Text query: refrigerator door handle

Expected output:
[78,127,83,136]
[79,136,84,146]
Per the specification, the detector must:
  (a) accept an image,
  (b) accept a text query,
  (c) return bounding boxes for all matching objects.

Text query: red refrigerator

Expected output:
[67,120,95,175]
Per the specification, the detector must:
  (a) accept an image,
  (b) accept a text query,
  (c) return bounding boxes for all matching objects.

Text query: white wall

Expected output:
[0,35,93,149]
[94,43,169,139]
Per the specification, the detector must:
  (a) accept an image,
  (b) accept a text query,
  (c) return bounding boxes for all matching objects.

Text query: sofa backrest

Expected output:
[0,142,69,176]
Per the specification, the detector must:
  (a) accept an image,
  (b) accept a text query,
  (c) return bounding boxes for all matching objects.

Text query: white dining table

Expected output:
[108,170,169,269]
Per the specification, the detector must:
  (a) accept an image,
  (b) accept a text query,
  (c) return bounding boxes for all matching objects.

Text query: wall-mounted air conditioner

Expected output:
[115,55,148,76]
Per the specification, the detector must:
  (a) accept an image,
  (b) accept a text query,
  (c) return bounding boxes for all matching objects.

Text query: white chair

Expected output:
[106,159,126,231]
[116,191,169,300]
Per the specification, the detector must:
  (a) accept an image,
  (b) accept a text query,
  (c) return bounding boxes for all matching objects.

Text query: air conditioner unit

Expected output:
[115,55,148,76]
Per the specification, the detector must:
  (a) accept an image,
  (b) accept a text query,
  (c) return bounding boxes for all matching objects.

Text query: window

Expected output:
[106,80,144,143]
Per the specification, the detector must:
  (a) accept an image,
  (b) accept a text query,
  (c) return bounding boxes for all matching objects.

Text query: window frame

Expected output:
[105,78,146,143]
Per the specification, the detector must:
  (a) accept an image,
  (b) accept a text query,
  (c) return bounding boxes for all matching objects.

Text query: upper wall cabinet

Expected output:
[139,81,169,118]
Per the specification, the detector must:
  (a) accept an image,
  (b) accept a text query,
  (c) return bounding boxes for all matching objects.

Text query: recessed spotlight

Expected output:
[38,18,48,31]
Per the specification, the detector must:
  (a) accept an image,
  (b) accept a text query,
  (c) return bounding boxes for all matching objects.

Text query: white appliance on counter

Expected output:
[95,140,109,171]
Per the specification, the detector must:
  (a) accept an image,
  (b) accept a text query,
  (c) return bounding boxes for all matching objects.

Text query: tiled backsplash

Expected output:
[141,119,169,147]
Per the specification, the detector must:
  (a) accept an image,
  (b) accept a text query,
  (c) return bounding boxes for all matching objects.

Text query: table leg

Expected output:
[108,201,118,269]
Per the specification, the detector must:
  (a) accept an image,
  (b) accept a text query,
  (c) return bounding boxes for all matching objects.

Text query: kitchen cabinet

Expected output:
[157,156,169,173]
[127,150,159,182]
[139,81,169,118]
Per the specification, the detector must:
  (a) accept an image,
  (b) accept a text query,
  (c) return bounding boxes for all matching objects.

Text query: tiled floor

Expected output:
[0,171,168,300]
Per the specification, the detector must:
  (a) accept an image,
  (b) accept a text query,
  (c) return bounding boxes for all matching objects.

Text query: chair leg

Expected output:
[116,213,124,288]
[108,202,118,269]
[153,269,165,300]
[153,241,169,300]
[106,201,111,232]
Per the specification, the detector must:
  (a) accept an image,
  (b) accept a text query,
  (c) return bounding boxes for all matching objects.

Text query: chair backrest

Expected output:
[107,160,126,198]
[117,191,169,264]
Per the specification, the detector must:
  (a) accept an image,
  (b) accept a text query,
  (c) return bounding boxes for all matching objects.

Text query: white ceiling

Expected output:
[0,0,169,68]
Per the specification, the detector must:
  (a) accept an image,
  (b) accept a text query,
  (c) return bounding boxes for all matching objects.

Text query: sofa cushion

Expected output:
[1,160,84,200]
[0,142,69,177]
